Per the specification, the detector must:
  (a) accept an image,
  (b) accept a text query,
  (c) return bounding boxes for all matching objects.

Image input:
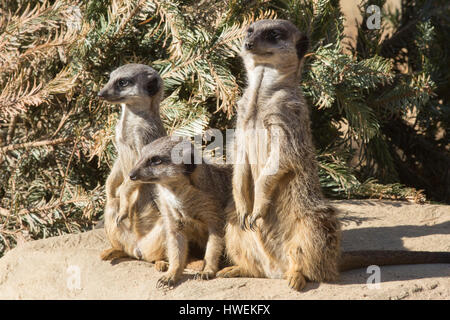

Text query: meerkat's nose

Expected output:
[129,173,137,181]
[97,91,105,99]
[245,42,254,50]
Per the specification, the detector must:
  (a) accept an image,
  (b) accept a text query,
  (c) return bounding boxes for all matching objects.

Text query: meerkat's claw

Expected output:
[248,214,260,231]
[175,219,185,230]
[115,214,126,227]
[156,274,176,290]
[240,213,249,230]
[194,270,215,281]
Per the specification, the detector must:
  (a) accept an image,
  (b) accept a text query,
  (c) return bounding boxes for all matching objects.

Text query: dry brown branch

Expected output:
[58,137,79,200]
[0,137,72,153]
[6,115,18,145]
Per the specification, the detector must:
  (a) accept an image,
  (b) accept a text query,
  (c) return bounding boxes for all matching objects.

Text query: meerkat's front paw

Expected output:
[155,260,169,272]
[286,271,306,291]
[236,203,250,230]
[245,200,270,230]
[115,211,127,227]
[246,212,261,231]
[246,207,268,231]
[175,218,186,231]
[239,212,250,230]
[156,273,178,289]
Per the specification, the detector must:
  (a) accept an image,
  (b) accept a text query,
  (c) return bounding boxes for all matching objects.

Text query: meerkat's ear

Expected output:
[296,33,309,60]
[184,147,197,175]
[146,76,160,96]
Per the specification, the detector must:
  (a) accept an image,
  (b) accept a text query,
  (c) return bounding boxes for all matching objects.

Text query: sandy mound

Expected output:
[0,200,449,300]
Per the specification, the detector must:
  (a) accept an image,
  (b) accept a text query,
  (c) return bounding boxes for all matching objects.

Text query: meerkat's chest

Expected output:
[156,185,189,224]
[115,139,140,175]
[157,185,182,209]
[238,116,270,177]
[115,118,152,174]
[246,129,269,168]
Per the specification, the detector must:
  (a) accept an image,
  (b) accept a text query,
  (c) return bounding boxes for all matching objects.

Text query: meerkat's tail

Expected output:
[339,250,450,272]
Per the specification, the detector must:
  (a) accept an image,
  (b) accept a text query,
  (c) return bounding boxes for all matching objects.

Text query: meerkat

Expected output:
[97,63,167,263]
[216,19,450,290]
[127,135,232,288]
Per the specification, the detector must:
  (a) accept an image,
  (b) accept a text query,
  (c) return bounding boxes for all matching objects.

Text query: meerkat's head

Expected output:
[128,136,198,185]
[241,19,309,71]
[98,63,163,110]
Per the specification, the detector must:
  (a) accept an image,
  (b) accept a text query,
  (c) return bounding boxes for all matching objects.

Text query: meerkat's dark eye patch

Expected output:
[147,156,163,166]
[265,29,286,42]
[117,78,132,88]
[146,77,160,96]
[247,27,254,35]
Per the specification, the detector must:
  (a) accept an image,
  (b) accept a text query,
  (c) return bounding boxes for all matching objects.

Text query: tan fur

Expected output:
[128,136,232,288]
[216,20,341,290]
[98,64,167,263]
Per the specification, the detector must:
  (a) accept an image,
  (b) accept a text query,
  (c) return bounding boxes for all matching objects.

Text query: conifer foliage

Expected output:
[0,0,448,256]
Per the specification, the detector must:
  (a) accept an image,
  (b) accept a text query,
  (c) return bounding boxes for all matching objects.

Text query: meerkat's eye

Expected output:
[118,79,131,87]
[150,156,162,166]
[269,30,280,40]
[247,27,254,35]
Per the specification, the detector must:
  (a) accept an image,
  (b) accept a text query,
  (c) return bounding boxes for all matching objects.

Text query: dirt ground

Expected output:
[0,200,448,300]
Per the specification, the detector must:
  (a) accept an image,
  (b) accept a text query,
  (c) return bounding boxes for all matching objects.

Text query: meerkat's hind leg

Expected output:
[186,259,206,272]
[216,265,249,278]
[285,270,307,291]
[100,248,129,261]
[282,210,340,291]
[195,224,223,281]
[284,241,308,291]
[155,258,205,274]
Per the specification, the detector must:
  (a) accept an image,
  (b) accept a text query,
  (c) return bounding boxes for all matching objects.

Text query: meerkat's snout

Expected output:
[97,91,105,99]
[129,172,138,181]
[127,158,157,183]
[244,41,254,50]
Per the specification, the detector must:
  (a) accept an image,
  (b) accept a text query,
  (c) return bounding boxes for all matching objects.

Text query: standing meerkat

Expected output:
[128,136,232,288]
[216,19,340,290]
[217,19,450,290]
[98,63,167,262]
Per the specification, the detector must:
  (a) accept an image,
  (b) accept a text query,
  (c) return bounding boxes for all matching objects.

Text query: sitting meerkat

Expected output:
[97,63,167,263]
[217,19,450,290]
[127,136,232,288]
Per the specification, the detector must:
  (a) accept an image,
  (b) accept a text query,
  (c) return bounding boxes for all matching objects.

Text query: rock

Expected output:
[0,200,449,299]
